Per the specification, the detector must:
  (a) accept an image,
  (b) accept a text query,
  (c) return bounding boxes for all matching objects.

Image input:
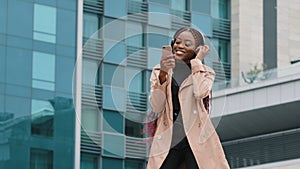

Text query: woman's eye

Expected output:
[185,43,192,47]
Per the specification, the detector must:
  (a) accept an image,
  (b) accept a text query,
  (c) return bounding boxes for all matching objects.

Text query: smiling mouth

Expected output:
[175,50,185,55]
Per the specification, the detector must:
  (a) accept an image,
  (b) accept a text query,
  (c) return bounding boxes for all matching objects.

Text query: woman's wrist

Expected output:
[159,70,167,84]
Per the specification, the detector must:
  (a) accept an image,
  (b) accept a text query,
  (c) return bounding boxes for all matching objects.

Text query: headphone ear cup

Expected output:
[171,40,174,48]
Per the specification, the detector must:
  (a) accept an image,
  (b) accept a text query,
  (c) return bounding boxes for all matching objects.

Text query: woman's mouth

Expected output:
[175,50,185,55]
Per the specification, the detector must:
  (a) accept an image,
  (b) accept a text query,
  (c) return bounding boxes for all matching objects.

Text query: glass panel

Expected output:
[148,4,171,28]
[171,0,187,11]
[126,21,144,47]
[80,153,98,169]
[82,107,100,131]
[103,64,125,87]
[83,13,100,39]
[102,134,125,158]
[104,0,126,18]
[30,148,53,169]
[34,4,56,43]
[125,67,144,92]
[55,56,75,94]
[103,110,124,133]
[0,46,4,83]
[56,9,76,46]
[102,157,123,169]
[103,86,126,112]
[149,0,169,5]
[125,159,145,169]
[191,12,212,37]
[32,51,55,91]
[211,0,229,19]
[103,41,126,65]
[125,119,144,138]
[103,18,125,41]
[191,0,210,14]
[6,47,32,86]
[7,0,33,38]
[32,52,55,81]
[147,26,169,48]
[31,99,54,137]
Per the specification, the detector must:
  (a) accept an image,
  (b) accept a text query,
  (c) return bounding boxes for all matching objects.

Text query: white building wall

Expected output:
[231,0,263,86]
[277,0,300,68]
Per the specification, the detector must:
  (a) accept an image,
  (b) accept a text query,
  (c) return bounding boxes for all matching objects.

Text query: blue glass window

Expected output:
[32,51,55,91]
[126,21,144,47]
[191,13,212,37]
[34,4,57,43]
[102,134,125,158]
[171,0,187,11]
[125,67,144,92]
[56,9,76,47]
[103,17,125,41]
[55,56,74,94]
[0,0,7,33]
[104,0,126,18]
[103,110,124,133]
[191,0,210,14]
[125,159,145,169]
[31,99,54,137]
[211,0,229,19]
[149,0,169,5]
[80,153,98,169]
[103,86,126,112]
[0,46,4,83]
[83,13,100,40]
[6,47,32,86]
[103,64,125,87]
[147,26,169,48]
[7,0,33,38]
[103,41,126,65]
[82,107,100,132]
[147,47,161,69]
[30,148,53,169]
[148,4,171,28]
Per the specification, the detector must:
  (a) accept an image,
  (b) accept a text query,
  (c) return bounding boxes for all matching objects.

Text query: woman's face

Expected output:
[173,31,197,62]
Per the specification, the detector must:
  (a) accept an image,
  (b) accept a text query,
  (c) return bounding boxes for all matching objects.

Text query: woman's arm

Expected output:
[191,58,215,100]
[149,66,168,114]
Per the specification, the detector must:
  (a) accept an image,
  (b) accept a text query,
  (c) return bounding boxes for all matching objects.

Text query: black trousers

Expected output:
[160,137,199,169]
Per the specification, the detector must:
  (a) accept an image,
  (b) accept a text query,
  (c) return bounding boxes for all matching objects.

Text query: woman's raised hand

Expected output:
[195,45,210,61]
[160,46,175,73]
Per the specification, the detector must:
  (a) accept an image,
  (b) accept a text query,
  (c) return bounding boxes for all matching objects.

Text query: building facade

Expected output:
[1,0,299,169]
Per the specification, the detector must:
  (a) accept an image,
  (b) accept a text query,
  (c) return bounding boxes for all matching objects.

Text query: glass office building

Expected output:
[0,0,231,168]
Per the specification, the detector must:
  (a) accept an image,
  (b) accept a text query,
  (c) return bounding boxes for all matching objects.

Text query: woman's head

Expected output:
[171,27,205,62]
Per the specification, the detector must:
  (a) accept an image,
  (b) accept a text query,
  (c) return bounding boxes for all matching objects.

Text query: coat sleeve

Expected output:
[149,66,168,114]
[190,58,216,100]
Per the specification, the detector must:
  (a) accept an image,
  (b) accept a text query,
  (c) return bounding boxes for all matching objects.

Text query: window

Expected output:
[148,0,169,5]
[81,153,99,169]
[103,17,125,41]
[171,0,187,11]
[125,119,144,138]
[32,51,55,91]
[103,86,126,111]
[125,159,145,169]
[102,134,125,158]
[30,148,53,169]
[126,21,144,47]
[147,26,169,48]
[148,4,171,28]
[211,0,229,19]
[34,4,56,43]
[31,99,54,137]
[191,0,210,14]
[104,0,126,18]
[83,13,101,43]
[125,67,145,93]
[82,107,100,132]
[103,110,124,133]
[191,13,212,37]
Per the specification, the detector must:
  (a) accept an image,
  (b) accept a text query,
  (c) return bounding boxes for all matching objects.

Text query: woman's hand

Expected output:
[160,46,175,73]
[195,45,210,61]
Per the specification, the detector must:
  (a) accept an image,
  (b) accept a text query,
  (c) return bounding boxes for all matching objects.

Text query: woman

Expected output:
[147,27,229,169]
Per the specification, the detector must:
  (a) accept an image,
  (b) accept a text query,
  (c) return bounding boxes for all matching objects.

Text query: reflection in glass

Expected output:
[32,51,55,91]
[126,21,144,47]
[31,99,54,137]
[171,0,187,11]
[33,4,56,43]
[80,153,98,169]
[30,148,53,169]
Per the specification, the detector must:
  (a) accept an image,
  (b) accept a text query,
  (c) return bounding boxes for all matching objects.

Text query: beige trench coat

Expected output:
[147,58,230,169]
